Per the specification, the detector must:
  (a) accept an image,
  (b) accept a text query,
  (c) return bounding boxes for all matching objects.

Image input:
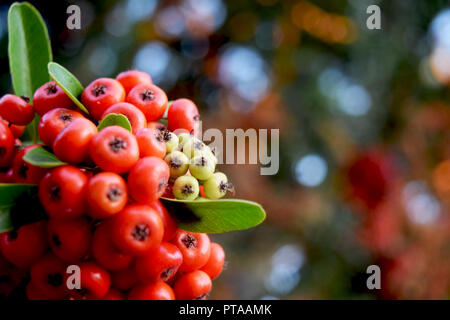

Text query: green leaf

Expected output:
[8,2,52,144]
[48,62,89,114]
[23,146,67,168]
[97,113,132,132]
[0,184,38,233]
[160,198,266,233]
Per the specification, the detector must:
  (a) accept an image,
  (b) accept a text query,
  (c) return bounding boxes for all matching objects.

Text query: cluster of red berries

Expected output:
[0,70,226,300]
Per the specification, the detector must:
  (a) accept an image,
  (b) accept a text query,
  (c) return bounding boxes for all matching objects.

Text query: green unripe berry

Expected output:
[182,138,208,159]
[189,155,215,180]
[173,175,199,200]
[164,151,189,178]
[177,132,192,149]
[203,172,234,200]
[162,130,179,153]
[194,147,218,165]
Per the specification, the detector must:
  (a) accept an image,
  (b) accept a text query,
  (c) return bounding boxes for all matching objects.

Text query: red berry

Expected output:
[86,172,128,219]
[33,81,75,116]
[0,94,35,125]
[48,218,91,263]
[111,204,164,255]
[103,288,125,300]
[30,252,67,299]
[173,230,211,272]
[149,200,178,241]
[126,83,167,121]
[200,242,225,280]
[0,221,48,269]
[67,262,110,300]
[101,102,147,134]
[168,99,200,136]
[26,282,48,300]
[38,108,84,146]
[111,264,138,291]
[90,126,139,173]
[147,121,167,132]
[10,145,48,184]
[92,221,133,271]
[136,242,183,283]
[128,281,175,300]
[128,157,170,204]
[0,120,15,167]
[39,166,88,220]
[53,118,98,164]
[135,128,166,158]
[81,78,125,120]
[116,70,152,95]
[173,270,211,300]
[0,119,26,139]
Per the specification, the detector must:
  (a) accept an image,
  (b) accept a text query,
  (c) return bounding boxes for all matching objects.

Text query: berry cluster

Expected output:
[0,70,227,300]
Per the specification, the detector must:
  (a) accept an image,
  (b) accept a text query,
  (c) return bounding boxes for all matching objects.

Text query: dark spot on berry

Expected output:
[50,185,61,201]
[20,96,30,103]
[52,234,62,247]
[196,156,207,167]
[155,132,164,143]
[182,234,197,249]
[0,275,12,283]
[0,147,5,157]
[92,84,106,97]
[170,157,182,169]
[160,267,175,281]
[193,114,200,121]
[59,112,73,123]
[195,292,208,300]
[140,89,155,101]
[132,224,150,241]
[107,186,122,201]
[162,130,171,142]
[193,141,203,150]
[8,230,18,241]
[182,184,194,195]
[75,287,90,297]
[158,179,168,192]
[109,137,127,153]
[45,83,58,95]
[18,163,29,179]
[47,273,63,287]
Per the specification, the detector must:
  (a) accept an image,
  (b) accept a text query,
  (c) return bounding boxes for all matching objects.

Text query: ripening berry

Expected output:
[173,175,199,201]
[164,151,189,178]
[167,99,200,136]
[203,172,234,200]
[189,155,215,181]
[162,130,178,153]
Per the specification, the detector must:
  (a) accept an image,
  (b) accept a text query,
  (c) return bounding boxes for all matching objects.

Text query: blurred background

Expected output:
[1,0,450,299]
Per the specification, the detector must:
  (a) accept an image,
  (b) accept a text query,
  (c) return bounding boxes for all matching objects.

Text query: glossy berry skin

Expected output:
[92,221,133,271]
[67,262,110,300]
[111,204,164,255]
[173,175,199,200]
[129,281,175,300]
[33,81,75,116]
[149,200,178,241]
[48,218,91,263]
[90,126,139,173]
[168,99,200,136]
[0,221,48,269]
[0,119,25,139]
[101,102,147,134]
[0,120,15,167]
[0,94,35,125]
[81,78,125,120]
[10,145,48,184]
[103,288,125,300]
[174,270,212,300]
[38,108,84,146]
[39,166,88,220]
[128,156,170,204]
[165,151,189,178]
[136,242,183,283]
[147,121,166,132]
[173,230,211,272]
[201,242,225,280]
[111,264,138,291]
[86,172,128,219]
[135,128,166,158]
[30,253,67,299]
[53,118,98,164]
[126,83,167,122]
[116,70,152,94]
